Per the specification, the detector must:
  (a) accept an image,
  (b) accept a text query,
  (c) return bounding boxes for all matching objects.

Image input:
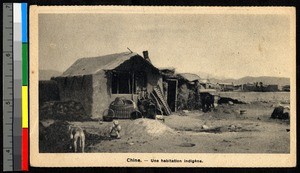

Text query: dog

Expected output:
[68,125,85,153]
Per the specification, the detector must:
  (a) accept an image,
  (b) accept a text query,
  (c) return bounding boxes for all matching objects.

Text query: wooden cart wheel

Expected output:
[130,110,142,120]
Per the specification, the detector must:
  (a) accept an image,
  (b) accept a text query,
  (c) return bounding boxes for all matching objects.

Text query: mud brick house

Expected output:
[177,73,201,90]
[159,71,204,112]
[52,51,165,119]
[176,73,201,110]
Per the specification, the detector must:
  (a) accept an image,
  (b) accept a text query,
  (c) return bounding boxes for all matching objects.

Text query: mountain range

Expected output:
[39,69,61,80]
[39,69,290,86]
[208,76,290,86]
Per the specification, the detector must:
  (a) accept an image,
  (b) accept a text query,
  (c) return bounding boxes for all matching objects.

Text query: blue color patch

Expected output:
[21,3,27,43]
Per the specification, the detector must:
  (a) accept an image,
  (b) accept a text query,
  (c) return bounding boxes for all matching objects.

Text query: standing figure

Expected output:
[109,120,122,139]
[200,92,214,112]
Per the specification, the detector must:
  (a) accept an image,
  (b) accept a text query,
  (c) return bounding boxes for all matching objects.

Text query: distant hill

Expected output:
[209,76,290,86]
[39,70,61,80]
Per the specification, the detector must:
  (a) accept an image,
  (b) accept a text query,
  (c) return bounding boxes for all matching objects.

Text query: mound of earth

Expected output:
[40,120,110,153]
[125,118,174,138]
[39,121,72,153]
[202,105,240,120]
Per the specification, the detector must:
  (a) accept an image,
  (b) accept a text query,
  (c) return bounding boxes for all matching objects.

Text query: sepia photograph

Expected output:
[30,6,296,167]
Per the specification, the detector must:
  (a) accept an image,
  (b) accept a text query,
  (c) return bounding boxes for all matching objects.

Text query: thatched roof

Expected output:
[177,73,200,82]
[61,52,158,77]
[199,79,209,84]
[158,67,176,72]
[159,67,176,77]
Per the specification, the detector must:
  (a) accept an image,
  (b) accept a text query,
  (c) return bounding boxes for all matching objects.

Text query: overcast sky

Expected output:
[39,13,292,79]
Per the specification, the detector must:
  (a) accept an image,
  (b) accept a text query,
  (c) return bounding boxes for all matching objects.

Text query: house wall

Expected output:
[242,84,257,91]
[146,70,163,92]
[264,85,279,92]
[54,58,164,119]
[115,56,163,93]
[53,75,93,117]
[177,83,189,109]
[91,71,110,119]
[91,69,163,119]
[50,72,140,120]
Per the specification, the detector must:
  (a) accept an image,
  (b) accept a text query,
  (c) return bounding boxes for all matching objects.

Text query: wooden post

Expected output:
[128,72,131,94]
[116,72,119,94]
[131,71,134,100]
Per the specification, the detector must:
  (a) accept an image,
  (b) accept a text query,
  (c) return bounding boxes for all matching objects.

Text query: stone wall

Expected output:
[39,100,89,121]
[39,80,60,107]
[53,75,93,117]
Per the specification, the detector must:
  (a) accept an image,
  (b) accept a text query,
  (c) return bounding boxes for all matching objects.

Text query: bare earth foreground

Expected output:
[40,92,290,153]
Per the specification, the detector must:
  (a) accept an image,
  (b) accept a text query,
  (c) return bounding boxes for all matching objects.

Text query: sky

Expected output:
[39,13,293,79]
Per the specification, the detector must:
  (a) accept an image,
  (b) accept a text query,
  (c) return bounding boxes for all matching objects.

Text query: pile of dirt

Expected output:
[39,121,72,153]
[39,101,90,121]
[126,118,174,138]
[204,105,239,119]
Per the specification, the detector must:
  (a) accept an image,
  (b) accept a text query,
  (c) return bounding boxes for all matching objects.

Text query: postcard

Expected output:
[30,6,296,167]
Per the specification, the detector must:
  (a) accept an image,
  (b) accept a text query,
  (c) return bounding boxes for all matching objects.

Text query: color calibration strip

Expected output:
[21,3,29,171]
[3,3,28,171]
[14,3,29,171]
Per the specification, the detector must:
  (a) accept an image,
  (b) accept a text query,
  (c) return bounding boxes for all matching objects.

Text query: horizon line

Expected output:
[39,68,291,80]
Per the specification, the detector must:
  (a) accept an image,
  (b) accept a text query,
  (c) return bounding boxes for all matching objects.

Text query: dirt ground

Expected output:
[40,93,290,153]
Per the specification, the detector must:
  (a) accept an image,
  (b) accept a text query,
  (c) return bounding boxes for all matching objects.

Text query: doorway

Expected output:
[167,79,178,112]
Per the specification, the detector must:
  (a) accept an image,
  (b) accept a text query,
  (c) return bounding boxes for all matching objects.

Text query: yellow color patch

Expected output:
[22,86,28,128]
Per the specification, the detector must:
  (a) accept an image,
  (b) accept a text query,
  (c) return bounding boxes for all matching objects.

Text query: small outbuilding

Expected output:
[176,73,201,110]
[159,67,178,112]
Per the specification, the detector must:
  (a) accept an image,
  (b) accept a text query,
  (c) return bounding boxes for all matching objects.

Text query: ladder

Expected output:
[150,92,164,115]
[153,86,172,115]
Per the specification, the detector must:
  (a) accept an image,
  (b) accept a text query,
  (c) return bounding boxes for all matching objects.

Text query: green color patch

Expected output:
[22,43,28,86]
